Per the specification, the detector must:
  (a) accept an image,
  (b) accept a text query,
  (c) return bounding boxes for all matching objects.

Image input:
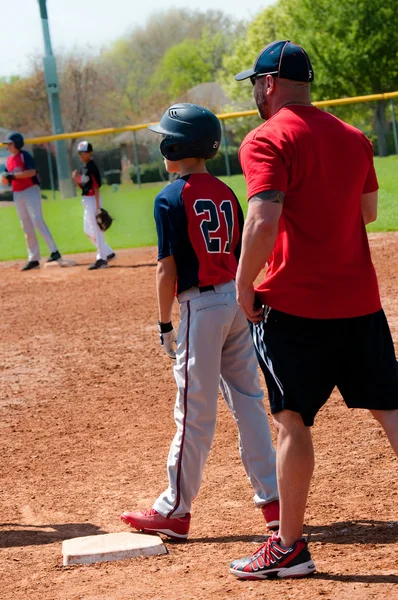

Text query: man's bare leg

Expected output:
[273,410,314,548]
[370,409,398,457]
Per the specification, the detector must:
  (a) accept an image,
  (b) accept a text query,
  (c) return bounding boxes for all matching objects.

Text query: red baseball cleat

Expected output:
[261,499,280,531]
[120,508,191,540]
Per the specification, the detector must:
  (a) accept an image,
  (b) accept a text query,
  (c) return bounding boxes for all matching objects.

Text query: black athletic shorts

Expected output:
[251,308,398,427]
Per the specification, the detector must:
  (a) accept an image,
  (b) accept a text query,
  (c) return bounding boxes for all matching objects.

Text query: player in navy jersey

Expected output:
[120,104,279,540]
[72,141,114,270]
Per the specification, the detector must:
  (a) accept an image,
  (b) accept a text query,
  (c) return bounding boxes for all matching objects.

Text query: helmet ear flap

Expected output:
[160,138,184,161]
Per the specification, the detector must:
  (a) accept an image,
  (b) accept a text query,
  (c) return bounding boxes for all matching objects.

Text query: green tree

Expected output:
[287,0,398,155]
[222,0,398,155]
[104,9,242,122]
[153,28,230,99]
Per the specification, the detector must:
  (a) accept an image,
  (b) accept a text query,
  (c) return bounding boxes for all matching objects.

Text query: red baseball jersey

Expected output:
[239,105,381,319]
[6,150,39,192]
[154,173,244,294]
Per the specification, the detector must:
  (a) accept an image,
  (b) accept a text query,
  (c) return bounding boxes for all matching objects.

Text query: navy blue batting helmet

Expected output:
[3,132,24,150]
[148,104,221,161]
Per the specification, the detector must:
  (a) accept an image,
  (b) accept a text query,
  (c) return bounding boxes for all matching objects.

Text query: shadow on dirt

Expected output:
[305,519,398,544]
[0,522,107,548]
[313,572,398,584]
[188,520,398,546]
[73,263,157,269]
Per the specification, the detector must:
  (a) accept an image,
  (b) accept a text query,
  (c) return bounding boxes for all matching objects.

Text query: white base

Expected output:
[62,532,167,566]
[44,259,77,268]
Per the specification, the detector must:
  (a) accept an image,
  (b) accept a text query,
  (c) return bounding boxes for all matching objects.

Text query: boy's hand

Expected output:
[158,321,177,359]
[1,172,14,183]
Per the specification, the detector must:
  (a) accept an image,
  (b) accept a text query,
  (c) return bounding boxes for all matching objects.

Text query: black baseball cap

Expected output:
[235,40,314,83]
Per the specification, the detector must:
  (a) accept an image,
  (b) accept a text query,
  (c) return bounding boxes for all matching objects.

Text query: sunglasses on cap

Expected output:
[250,71,279,86]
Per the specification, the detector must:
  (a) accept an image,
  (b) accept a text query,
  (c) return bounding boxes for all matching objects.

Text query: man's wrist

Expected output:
[236,278,254,291]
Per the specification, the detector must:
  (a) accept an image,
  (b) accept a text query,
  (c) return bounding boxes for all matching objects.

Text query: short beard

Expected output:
[254,87,269,120]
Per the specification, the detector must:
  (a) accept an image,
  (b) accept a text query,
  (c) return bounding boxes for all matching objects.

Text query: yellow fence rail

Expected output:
[2,91,397,146]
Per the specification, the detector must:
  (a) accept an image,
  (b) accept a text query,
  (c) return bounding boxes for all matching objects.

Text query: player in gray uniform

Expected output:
[1,132,62,271]
[120,103,279,540]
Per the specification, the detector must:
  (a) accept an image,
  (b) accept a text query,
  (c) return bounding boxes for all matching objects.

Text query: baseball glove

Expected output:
[96,208,113,231]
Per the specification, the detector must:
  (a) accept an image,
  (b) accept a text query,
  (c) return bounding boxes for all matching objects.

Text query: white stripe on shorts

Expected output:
[253,320,284,395]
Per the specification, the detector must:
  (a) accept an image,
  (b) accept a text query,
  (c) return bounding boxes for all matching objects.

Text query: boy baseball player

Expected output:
[1,132,62,271]
[72,141,115,270]
[120,103,279,539]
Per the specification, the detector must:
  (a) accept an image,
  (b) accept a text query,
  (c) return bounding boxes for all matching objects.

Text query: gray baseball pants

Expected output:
[153,280,278,518]
[13,185,57,261]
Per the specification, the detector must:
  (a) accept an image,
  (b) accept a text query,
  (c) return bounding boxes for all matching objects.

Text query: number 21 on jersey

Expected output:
[194,199,234,254]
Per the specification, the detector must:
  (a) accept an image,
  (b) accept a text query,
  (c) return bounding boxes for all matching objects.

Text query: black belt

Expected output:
[198,285,215,293]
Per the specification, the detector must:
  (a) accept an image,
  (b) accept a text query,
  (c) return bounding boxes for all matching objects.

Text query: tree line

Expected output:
[0,0,397,156]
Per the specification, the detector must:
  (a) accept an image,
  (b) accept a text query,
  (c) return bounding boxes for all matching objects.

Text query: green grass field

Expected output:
[0,155,397,261]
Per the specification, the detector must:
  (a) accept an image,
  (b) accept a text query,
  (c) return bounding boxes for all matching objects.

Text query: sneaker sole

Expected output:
[141,527,188,540]
[266,520,280,530]
[230,560,316,580]
[120,516,188,540]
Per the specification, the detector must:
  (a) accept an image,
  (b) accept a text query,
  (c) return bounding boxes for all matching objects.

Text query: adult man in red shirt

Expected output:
[229,40,398,580]
[1,132,61,271]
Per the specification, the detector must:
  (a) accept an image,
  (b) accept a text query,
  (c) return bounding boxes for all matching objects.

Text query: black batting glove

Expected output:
[2,172,15,183]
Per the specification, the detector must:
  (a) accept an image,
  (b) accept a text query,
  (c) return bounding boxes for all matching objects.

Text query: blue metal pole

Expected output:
[37,0,74,198]
[46,143,56,199]
[133,131,142,188]
[221,120,231,177]
[390,100,398,155]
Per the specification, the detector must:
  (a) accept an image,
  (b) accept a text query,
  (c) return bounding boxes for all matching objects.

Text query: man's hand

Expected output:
[237,285,264,323]
[158,321,177,359]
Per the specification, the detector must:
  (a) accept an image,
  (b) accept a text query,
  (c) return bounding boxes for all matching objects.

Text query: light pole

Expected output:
[37,0,75,198]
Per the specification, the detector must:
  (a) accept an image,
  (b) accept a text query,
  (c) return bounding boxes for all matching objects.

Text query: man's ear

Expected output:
[265,74,276,95]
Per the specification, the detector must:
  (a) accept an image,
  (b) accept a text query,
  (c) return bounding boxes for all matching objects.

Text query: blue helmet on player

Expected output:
[148,103,221,161]
[2,132,24,150]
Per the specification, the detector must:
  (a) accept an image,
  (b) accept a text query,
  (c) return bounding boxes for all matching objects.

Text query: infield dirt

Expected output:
[0,234,397,600]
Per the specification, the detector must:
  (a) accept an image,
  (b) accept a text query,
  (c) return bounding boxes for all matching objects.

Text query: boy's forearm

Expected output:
[14,170,36,179]
[156,261,177,323]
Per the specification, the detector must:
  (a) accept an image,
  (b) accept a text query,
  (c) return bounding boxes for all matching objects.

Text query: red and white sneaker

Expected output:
[230,531,316,580]
[120,508,191,540]
[261,499,280,531]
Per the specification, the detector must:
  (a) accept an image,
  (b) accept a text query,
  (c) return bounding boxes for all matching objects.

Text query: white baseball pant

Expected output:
[82,195,113,261]
[13,185,57,262]
[153,280,278,518]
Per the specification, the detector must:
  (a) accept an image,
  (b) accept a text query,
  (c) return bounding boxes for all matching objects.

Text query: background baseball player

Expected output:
[120,103,279,540]
[72,141,115,270]
[1,132,62,271]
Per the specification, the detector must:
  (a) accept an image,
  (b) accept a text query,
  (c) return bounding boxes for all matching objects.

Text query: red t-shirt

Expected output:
[6,150,38,192]
[239,105,381,319]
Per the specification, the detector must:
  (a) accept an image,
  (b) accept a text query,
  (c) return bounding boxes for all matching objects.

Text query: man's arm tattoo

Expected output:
[252,190,285,205]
